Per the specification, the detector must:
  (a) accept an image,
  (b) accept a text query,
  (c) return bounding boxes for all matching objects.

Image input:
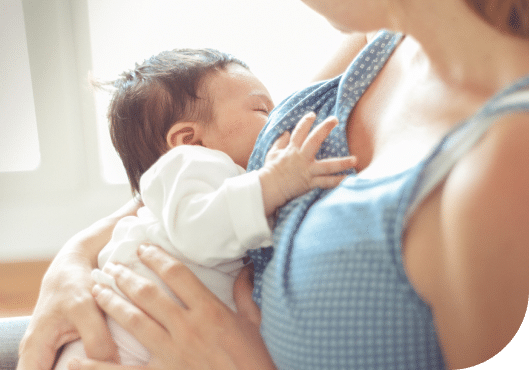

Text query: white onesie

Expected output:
[54,145,272,368]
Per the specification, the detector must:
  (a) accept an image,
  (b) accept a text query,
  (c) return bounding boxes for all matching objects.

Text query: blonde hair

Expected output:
[463,0,529,37]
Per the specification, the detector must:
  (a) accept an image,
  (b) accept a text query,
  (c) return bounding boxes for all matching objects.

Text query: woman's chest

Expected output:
[332,69,454,306]
[260,174,447,369]
[345,39,486,179]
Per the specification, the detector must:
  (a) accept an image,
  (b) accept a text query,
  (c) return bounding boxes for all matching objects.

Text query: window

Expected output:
[0,0,132,261]
[0,0,40,172]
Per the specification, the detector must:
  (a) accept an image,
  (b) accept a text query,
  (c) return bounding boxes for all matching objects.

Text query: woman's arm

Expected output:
[71,245,276,370]
[310,31,370,82]
[16,199,140,370]
[433,114,529,368]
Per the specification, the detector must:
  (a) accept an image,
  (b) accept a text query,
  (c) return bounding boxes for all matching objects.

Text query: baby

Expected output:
[54,48,356,368]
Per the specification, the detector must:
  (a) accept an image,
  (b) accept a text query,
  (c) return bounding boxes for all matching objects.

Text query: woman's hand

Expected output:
[17,200,140,370]
[16,240,118,370]
[69,245,276,370]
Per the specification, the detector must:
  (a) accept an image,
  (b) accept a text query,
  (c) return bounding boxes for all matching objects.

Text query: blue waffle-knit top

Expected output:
[246,29,529,370]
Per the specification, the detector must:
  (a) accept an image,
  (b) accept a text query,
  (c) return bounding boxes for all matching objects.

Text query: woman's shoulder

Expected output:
[442,74,529,251]
[444,111,529,246]
[436,111,529,366]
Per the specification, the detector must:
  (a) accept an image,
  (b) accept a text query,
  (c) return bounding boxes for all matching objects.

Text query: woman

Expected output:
[14,0,529,369]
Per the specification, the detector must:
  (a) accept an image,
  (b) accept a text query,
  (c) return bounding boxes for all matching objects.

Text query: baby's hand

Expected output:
[258,112,357,216]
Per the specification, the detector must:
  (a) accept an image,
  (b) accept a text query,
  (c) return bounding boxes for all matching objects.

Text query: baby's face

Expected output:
[200,64,274,169]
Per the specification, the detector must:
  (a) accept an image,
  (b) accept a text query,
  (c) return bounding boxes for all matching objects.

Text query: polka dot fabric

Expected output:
[247,30,404,306]
[247,28,529,369]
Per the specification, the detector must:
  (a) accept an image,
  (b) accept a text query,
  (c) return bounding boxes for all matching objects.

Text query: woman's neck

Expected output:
[395,0,529,96]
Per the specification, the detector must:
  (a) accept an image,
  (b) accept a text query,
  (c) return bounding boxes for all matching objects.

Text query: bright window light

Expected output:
[0,0,40,172]
[87,0,345,184]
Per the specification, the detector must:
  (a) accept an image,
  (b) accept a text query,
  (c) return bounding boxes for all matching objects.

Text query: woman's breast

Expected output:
[259,178,447,369]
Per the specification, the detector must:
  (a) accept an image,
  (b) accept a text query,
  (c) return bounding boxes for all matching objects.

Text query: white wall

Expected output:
[0,0,345,261]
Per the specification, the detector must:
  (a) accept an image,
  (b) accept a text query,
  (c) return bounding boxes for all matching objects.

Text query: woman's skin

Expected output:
[72,246,277,370]
[335,1,529,367]
[310,31,370,82]
[18,0,529,369]
[16,201,141,370]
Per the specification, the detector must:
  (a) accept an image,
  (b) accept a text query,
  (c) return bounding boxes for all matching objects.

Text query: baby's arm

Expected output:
[140,113,355,266]
[140,146,271,266]
[258,112,357,216]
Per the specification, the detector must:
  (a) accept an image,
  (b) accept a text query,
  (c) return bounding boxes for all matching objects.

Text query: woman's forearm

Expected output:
[60,198,140,267]
[16,199,140,370]
[311,31,369,82]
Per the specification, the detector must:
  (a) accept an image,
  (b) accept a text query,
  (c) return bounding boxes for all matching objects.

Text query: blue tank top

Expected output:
[247,30,529,370]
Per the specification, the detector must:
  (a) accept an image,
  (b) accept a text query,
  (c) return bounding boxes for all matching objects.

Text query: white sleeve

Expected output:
[140,146,271,267]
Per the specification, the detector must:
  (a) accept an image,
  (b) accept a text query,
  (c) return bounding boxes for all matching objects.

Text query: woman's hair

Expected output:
[462,0,529,37]
[95,49,248,196]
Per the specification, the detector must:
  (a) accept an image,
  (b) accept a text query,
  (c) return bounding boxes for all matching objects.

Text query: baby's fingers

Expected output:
[310,175,348,189]
[270,131,290,152]
[67,357,143,370]
[301,116,339,158]
[311,156,358,177]
[290,112,317,147]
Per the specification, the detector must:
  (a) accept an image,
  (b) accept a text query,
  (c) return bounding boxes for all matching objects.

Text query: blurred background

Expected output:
[0,0,344,317]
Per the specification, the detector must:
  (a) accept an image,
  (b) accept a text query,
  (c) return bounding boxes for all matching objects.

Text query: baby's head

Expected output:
[105,48,273,196]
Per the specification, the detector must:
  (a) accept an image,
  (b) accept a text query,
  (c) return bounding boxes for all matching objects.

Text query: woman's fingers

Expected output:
[136,245,220,310]
[233,265,261,327]
[17,264,118,370]
[101,262,185,334]
[70,297,118,362]
[58,289,118,360]
[91,284,171,359]
[95,246,276,370]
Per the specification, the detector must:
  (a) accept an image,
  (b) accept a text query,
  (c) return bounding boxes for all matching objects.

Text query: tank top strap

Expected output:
[404,75,529,225]
[247,30,404,305]
[334,30,404,124]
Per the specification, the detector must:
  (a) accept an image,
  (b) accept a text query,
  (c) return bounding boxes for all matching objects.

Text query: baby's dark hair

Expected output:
[97,48,248,196]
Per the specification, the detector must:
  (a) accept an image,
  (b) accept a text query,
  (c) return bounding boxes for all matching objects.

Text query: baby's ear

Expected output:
[166,122,202,148]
